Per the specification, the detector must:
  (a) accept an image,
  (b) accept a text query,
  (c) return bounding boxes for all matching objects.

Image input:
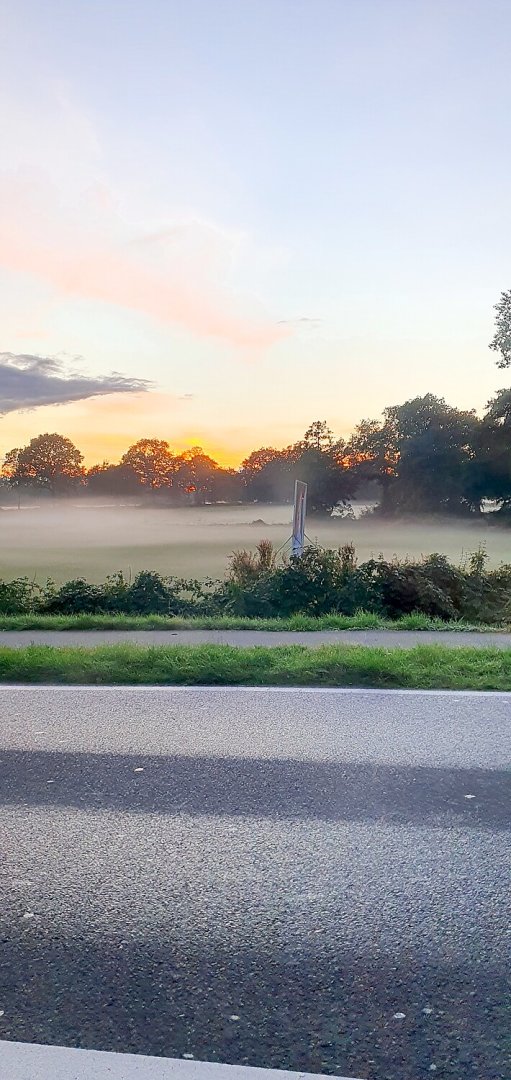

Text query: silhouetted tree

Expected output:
[3,433,84,495]
[86,462,140,495]
[120,439,176,491]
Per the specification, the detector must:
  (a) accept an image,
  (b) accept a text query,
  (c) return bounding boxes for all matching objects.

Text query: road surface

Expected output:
[0,686,509,1079]
[1,629,511,648]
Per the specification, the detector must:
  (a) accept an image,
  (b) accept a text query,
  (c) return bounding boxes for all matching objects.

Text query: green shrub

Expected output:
[361,559,456,620]
[0,577,43,614]
[270,546,358,616]
[43,578,106,614]
[123,571,182,615]
[1,542,510,623]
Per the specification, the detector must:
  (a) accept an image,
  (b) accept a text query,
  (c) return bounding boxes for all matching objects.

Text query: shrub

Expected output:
[0,577,43,614]
[123,571,183,615]
[270,545,368,617]
[361,560,456,620]
[42,578,105,614]
[0,542,510,622]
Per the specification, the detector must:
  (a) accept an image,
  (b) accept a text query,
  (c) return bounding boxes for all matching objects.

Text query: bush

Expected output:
[270,546,359,616]
[1,542,511,622]
[42,578,106,614]
[0,577,43,614]
[123,571,182,615]
[361,560,456,620]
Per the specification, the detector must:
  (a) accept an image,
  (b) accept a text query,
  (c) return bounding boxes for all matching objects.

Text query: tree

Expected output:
[301,420,334,452]
[1,448,22,483]
[174,447,223,504]
[5,434,84,495]
[1,448,24,506]
[344,417,399,508]
[469,390,511,511]
[489,289,511,368]
[293,445,353,514]
[241,425,354,513]
[241,448,292,502]
[383,396,480,514]
[292,423,354,515]
[120,439,175,491]
[86,462,140,496]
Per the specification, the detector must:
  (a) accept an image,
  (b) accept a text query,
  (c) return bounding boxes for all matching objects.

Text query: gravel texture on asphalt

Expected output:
[0,686,509,1080]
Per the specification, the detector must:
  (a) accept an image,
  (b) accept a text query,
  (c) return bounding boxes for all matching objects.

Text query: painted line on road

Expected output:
[0,1042,363,1080]
[2,683,509,698]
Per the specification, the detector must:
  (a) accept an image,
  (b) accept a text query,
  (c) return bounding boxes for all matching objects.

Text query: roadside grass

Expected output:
[0,612,506,632]
[1,643,510,690]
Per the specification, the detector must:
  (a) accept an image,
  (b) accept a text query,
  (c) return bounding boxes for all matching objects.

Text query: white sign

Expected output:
[291,480,307,556]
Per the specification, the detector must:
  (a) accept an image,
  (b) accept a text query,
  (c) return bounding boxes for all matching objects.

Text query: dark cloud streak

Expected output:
[0,353,151,415]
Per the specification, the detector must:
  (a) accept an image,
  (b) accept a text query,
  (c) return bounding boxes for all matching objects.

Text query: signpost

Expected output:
[291,480,307,557]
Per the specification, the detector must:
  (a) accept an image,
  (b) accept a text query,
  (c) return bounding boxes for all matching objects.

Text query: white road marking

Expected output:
[0,1041,363,1080]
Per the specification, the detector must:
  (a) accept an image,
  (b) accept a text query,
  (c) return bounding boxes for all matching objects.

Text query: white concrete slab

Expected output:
[0,1042,363,1080]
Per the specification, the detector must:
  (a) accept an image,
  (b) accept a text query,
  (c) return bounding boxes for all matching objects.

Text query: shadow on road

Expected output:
[0,749,509,829]
[0,924,508,1080]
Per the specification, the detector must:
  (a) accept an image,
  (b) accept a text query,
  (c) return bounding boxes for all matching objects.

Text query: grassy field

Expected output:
[1,501,510,582]
[1,642,510,689]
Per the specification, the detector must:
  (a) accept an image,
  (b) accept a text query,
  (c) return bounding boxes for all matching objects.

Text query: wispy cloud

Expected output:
[0,171,287,349]
[0,352,150,415]
[277,316,322,330]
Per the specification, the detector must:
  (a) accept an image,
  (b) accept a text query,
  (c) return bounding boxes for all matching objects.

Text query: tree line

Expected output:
[2,289,511,518]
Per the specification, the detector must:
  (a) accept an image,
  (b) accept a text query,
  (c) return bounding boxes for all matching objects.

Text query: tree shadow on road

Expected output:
[0,749,509,829]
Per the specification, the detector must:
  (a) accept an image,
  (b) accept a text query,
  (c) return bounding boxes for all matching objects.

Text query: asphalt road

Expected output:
[0,686,509,1080]
[2,629,511,648]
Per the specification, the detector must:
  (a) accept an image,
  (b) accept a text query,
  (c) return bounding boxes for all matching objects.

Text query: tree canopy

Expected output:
[490,289,511,368]
[2,433,84,494]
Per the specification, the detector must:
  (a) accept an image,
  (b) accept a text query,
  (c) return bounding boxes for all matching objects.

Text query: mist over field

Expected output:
[0,500,509,584]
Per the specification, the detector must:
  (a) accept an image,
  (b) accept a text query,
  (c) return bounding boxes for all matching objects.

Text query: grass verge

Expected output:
[0,643,510,689]
[0,612,505,632]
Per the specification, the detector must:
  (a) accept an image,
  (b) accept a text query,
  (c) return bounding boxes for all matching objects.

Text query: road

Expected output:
[0,686,509,1079]
[2,629,511,648]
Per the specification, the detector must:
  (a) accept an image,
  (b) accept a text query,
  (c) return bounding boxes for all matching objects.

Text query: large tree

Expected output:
[385,396,480,514]
[241,447,292,503]
[469,389,511,511]
[3,433,84,494]
[120,439,176,491]
[346,397,481,515]
[174,447,222,504]
[344,417,399,507]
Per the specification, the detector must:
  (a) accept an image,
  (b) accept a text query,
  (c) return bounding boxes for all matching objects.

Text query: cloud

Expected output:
[0,80,288,350]
[0,173,288,350]
[0,352,151,416]
[277,316,322,330]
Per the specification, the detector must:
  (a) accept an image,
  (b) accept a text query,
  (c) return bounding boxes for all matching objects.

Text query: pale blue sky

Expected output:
[1,0,510,462]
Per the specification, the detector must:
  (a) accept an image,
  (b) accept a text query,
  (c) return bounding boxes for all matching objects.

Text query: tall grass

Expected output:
[0,643,510,690]
[0,612,500,631]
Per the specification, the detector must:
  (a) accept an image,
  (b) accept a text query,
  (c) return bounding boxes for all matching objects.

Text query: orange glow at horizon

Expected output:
[0,391,271,470]
[0,413,260,471]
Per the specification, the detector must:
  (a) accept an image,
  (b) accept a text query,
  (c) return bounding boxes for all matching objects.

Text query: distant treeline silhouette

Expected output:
[3,288,511,518]
[4,385,511,519]
[3,393,511,518]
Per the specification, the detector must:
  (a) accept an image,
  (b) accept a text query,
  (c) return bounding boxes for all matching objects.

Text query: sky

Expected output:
[0,0,510,466]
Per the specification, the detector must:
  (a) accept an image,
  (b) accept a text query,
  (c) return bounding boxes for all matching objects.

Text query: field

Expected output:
[1,500,510,583]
